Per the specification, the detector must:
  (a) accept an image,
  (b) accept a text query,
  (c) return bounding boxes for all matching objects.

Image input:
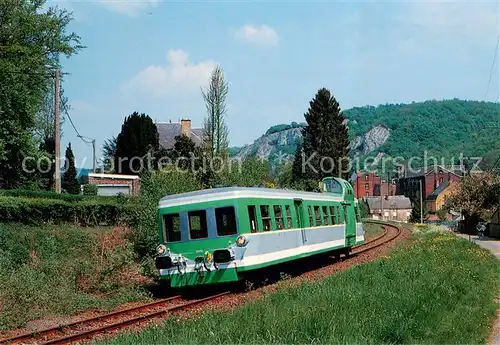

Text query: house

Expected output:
[396,164,463,201]
[364,195,412,222]
[352,171,396,199]
[87,173,140,196]
[155,119,204,150]
[488,208,500,238]
[426,180,456,212]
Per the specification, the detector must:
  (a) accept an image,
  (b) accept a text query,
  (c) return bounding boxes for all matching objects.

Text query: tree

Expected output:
[409,196,425,223]
[114,112,159,175]
[201,65,229,159]
[0,0,83,189]
[292,88,350,190]
[358,198,369,219]
[62,143,80,194]
[100,136,117,172]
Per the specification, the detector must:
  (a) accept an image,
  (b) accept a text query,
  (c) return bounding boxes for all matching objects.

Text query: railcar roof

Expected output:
[158,187,343,208]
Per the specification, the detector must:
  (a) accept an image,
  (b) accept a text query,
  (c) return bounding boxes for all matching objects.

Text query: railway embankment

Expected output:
[95,224,499,345]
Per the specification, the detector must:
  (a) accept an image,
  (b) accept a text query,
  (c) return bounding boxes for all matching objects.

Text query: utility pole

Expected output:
[92,139,96,173]
[54,69,61,194]
[419,179,423,224]
[380,173,384,220]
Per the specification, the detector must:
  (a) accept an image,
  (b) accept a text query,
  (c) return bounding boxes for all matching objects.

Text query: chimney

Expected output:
[180,119,191,138]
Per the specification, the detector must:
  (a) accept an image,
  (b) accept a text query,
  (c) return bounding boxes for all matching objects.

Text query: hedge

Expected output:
[0,189,114,203]
[0,196,135,226]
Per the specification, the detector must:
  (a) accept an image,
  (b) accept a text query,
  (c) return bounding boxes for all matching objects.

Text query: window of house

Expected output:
[365,192,369,197]
[188,210,208,239]
[163,213,181,242]
[274,205,284,230]
[215,207,237,236]
[314,206,322,226]
[365,175,369,181]
[329,205,336,224]
[260,205,271,231]
[322,206,330,225]
[308,206,314,226]
[365,183,369,190]
[285,205,293,228]
[248,205,257,233]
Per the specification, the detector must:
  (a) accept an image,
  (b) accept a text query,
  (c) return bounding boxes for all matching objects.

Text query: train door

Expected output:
[294,198,307,244]
[342,202,356,247]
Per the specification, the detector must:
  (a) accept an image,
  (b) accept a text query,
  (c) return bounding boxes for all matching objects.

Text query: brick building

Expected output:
[352,172,396,199]
[396,165,463,201]
[87,173,140,196]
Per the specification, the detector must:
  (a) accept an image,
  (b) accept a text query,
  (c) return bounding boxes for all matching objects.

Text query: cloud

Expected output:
[408,1,498,42]
[97,0,162,17]
[122,49,217,98]
[235,24,279,46]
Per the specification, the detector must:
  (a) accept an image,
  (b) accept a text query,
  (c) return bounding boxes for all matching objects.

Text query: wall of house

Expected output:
[368,208,411,222]
[88,175,140,196]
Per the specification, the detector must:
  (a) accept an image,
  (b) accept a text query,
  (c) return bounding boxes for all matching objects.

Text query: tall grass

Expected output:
[99,229,500,345]
[0,224,150,330]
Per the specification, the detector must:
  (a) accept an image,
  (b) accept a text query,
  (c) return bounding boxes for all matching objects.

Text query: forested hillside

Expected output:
[233,99,500,168]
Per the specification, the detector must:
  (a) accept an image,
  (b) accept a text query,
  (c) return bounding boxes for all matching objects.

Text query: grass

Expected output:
[363,222,384,240]
[0,223,151,331]
[97,225,500,345]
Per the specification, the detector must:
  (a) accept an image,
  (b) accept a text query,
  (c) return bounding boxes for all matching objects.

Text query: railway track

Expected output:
[0,292,229,345]
[0,221,402,345]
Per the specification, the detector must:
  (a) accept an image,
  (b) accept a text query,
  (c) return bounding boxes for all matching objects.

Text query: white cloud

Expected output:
[122,49,216,98]
[235,24,279,46]
[408,1,499,42]
[97,0,162,17]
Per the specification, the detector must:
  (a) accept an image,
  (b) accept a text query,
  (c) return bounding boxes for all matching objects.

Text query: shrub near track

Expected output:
[99,227,500,345]
[0,224,150,331]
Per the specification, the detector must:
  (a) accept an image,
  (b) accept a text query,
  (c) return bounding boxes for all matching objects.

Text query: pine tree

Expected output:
[62,143,80,194]
[409,197,427,223]
[114,112,159,175]
[292,88,350,189]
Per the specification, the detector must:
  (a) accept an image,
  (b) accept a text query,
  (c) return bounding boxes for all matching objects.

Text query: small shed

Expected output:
[87,173,140,196]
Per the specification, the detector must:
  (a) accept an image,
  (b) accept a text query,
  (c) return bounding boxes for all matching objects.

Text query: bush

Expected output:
[82,184,98,196]
[0,196,133,226]
[0,223,149,330]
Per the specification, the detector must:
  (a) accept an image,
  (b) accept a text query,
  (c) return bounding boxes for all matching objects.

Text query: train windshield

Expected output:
[323,178,343,194]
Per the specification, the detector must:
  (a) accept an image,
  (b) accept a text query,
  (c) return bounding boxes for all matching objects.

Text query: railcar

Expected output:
[154,177,364,288]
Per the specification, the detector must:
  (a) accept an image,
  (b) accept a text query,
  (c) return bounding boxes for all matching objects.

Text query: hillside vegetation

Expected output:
[232,99,500,168]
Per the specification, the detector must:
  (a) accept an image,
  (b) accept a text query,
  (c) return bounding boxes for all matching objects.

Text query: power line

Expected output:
[485,33,500,100]
[62,102,94,147]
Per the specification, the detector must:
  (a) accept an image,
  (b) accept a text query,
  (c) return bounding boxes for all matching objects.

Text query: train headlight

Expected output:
[156,244,167,255]
[236,235,248,247]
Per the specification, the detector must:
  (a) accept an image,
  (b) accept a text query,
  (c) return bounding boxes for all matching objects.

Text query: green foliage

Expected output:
[114,112,159,175]
[0,0,83,189]
[0,223,148,330]
[358,198,369,219]
[219,157,275,187]
[126,170,201,259]
[409,197,428,223]
[99,231,499,345]
[292,88,350,189]
[62,143,80,194]
[82,184,98,196]
[101,136,117,173]
[264,122,305,136]
[0,196,132,226]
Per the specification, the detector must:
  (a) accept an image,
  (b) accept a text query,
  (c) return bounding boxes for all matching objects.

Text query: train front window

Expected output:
[215,207,237,236]
[163,214,181,242]
[188,210,208,239]
[260,205,271,231]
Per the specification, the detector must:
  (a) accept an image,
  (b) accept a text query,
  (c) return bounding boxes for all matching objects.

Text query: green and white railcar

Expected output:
[155,177,364,288]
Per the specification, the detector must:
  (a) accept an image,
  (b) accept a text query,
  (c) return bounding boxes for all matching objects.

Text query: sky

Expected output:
[46,0,500,169]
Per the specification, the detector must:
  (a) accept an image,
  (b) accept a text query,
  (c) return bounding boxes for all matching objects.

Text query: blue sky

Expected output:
[48,0,499,169]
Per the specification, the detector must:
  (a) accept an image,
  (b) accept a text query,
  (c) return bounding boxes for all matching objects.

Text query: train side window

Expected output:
[314,206,322,226]
[260,205,271,231]
[163,214,181,242]
[322,206,329,225]
[274,205,284,230]
[285,205,293,228]
[215,207,237,236]
[248,205,257,233]
[337,206,344,224]
[308,206,314,226]
[188,210,208,239]
[329,206,336,224]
